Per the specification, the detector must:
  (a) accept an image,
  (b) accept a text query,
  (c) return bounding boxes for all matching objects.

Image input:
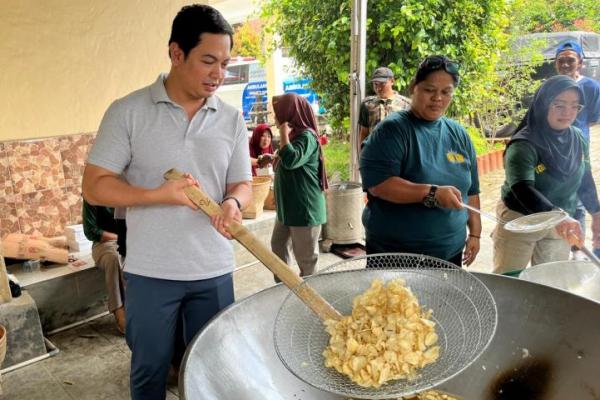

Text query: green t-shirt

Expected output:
[360,111,480,260]
[500,137,588,216]
[274,130,326,226]
[82,200,116,243]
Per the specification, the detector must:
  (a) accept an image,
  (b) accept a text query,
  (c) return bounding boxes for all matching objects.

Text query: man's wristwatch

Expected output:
[423,185,439,208]
[222,196,241,210]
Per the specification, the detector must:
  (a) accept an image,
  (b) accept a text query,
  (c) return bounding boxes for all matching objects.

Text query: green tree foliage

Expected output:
[466,39,544,147]
[232,19,263,58]
[509,0,600,34]
[261,0,508,132]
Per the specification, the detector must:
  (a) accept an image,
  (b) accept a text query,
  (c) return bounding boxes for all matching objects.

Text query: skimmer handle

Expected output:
[461,203,505,225]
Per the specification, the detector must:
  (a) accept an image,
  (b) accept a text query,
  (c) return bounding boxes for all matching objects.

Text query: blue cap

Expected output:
[555,40,583,58]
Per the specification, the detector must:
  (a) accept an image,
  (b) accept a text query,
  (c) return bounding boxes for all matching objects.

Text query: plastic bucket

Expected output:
[324,182,364,244]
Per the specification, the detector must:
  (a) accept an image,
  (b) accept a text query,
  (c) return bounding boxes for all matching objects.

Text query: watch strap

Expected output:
[222,196,241,210]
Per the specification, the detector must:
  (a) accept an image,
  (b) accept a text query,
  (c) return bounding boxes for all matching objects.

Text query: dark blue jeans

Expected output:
[124,272,234,400]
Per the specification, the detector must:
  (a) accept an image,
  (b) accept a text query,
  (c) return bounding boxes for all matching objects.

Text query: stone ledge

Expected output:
[0,292,47,368]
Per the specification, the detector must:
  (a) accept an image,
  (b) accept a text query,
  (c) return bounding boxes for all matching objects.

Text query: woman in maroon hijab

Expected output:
[249,123,275,176]
[270,93,328,279]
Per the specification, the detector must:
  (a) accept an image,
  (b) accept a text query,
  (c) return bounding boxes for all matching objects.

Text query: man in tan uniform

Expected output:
[359,67,411,144]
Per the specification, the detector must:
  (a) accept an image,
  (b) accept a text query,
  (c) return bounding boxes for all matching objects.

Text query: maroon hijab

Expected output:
[272,93,328,190]
[249,123,274,176]
[249,124,274,158]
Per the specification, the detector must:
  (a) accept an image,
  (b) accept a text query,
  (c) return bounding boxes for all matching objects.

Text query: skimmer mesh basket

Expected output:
[273,253,497,399]
[504,210,568,233]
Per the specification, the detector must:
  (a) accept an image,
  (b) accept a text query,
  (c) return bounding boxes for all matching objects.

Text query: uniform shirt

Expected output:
[575,76,600,141]
[501,135,589,216]
[358,92,411,135]
[82,201,116,243]
[87,74,252,281]
[360,111,480,260]
[274,130,326,226]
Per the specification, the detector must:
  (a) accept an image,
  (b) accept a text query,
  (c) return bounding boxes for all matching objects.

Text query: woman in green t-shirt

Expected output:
[360,55,481,267]
[492,75,600,274]
[270,93,328,279]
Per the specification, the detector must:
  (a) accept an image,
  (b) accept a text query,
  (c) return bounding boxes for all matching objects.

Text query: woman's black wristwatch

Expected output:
[423,185,439,208]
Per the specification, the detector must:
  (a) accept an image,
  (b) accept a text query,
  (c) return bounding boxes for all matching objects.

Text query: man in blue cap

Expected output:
[554,40,600,259]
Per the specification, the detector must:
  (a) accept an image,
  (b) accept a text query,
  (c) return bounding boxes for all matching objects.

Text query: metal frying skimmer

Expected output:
[274,254,498,399]
[462,203,568,234]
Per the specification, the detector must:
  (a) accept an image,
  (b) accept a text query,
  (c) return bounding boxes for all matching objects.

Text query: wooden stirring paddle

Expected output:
[163,168,342,322]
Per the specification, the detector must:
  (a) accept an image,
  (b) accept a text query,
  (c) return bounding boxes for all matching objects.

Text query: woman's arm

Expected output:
[578,168,600,214]
[509,181,555,214]
[578,168,600,248]
[277,129,318,170]
[368,177,463,209]
[504,141,555,214]
[463,194,482,266]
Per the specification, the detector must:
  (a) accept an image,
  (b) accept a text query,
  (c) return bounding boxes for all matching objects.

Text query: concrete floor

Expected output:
[3,126,599,399]
[1,253,344,400]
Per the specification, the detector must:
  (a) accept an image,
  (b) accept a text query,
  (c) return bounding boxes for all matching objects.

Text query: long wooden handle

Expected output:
[164,168,342,322]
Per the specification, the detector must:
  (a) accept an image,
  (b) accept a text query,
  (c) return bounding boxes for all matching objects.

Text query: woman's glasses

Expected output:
[418,56,460,75]
[550,101,585,114]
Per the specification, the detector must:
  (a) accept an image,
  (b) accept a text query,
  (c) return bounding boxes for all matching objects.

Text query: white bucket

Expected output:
[324,182,365,244]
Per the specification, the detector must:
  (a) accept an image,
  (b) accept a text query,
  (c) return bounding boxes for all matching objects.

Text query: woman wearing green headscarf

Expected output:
[493,75,600,275]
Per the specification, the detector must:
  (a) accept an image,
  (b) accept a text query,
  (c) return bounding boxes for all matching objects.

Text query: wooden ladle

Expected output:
[163,168,342,322]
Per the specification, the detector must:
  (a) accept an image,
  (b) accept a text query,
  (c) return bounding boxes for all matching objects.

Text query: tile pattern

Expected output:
[7,138,65,195]
[0,142,14,203]
[64,185,84,225]
[0,133,94,238]
[15,188,71,236]
[60,134,94,188]
[0,201,20,237]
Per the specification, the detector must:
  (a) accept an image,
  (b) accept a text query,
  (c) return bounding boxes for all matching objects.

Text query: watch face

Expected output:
[423,195,436,208]
[423,185,438,208]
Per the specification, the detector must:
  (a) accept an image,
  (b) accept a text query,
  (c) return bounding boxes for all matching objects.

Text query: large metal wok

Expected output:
[181,270,600,399]
[520,260,600,303]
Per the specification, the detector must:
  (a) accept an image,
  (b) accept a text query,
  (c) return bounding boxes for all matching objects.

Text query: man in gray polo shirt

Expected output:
[82,5,251,400]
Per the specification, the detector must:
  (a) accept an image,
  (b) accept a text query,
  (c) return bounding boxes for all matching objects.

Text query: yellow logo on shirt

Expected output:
[446,151,466,164]
[535,163,546,174]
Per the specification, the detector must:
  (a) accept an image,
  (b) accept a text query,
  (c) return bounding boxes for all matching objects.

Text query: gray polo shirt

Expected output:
[88,74,252,280]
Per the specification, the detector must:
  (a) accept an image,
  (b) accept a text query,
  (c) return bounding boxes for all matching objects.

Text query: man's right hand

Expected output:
[155,173,200,210]
[434,186,463,209]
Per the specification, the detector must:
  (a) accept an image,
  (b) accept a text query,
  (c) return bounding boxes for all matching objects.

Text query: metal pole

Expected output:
[349,0,366,182]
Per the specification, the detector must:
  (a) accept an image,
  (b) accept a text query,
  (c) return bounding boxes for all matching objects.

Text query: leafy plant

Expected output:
[463,39,544,148]
[232,19,264,58]
[260,0,508,137]
[508,0,600,34]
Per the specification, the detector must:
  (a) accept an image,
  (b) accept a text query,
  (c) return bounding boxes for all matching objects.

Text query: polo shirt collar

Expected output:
[150,73,219,111]
[150,74,172,105]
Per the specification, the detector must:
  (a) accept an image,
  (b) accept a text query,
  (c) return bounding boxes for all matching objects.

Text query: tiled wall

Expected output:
[0,133,95,238]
